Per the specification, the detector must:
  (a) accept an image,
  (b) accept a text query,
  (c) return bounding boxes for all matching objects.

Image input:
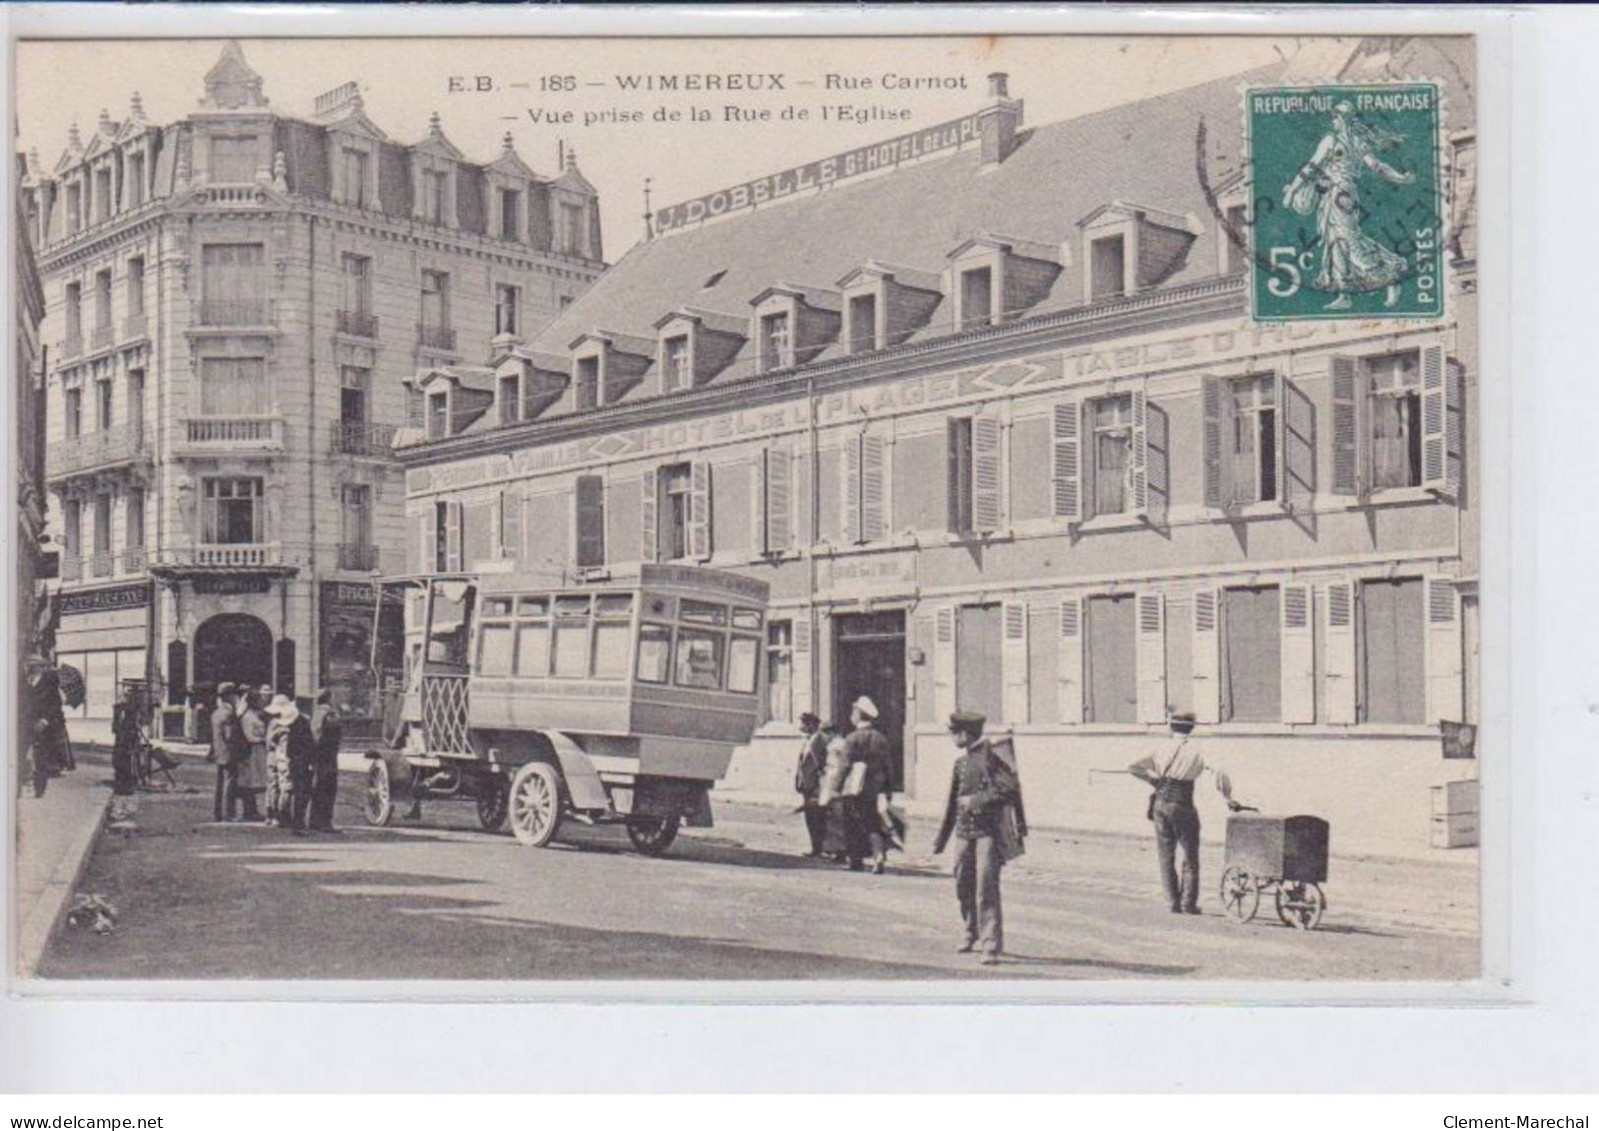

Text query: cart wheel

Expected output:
[1275,881,1326,930]
[476,778,509,832]
[1220,866,1260,923]
[508,762,563,848]
[364,759,395,827]
[625,814,679,856]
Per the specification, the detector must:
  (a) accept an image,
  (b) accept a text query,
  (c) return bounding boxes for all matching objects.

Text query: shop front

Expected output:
[320,580,404,741]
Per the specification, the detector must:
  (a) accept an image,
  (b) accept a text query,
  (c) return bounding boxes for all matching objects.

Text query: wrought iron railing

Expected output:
[338,543,381,572]
[90,550,114,578]
[60,553,83,581]
[195,298,271,327]
[46,421,148,480]
[336,309,379,338]
[417,323,457,352]
[328,420,398,457]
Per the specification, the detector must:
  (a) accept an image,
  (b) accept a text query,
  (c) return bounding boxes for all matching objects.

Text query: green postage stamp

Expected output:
[1246,83,1444,321]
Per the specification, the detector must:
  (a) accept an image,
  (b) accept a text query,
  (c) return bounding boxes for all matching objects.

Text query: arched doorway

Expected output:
[192,613,274,696]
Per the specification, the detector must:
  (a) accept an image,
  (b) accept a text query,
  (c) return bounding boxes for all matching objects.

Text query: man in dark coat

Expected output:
[110,686,142,796]
[307,689,343,832]
[209,683,246,822]
[842,696,893,874]
[932,710,1023,964]
[792,713,831,857]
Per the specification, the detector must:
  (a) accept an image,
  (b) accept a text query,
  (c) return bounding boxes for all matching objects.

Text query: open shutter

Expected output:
[574,474,605,569]
[860,433,886,542]
[424,503,440,572]
[1145,393,1169,527]
[751,456,768,555]
[1135,592,1167,723]
[1282,376,1316,511]
[1057,597,1084,724]
[1191,588,1221,724]
[444,501,463,572]
[1050,398,1082,523]
[1420,343,1455,495]
[791,618,813,720]
[500,490,523,562]
[1425,577,1463,723]
[1001,600,1029,726]
[1324,580,1357,724]
[1330,355,1364,497]
[1280,582,1316,723]
[768,445,792,552]
[408,511,424,573]
[972,413,1002,533]
[842,436,861,543]
[1130,388,1149,519]
[1201,376,1224,510]
[933,606,957,722]
[639,469,658,563]
[689,459,712,560]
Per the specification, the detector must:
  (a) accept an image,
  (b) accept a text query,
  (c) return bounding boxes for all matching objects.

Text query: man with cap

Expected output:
[933,709,1022,964]
[791,713,832,857]
[841,695,893,873]
[209,683,246,822]
[308,689,343,832]
[1127,712,1238,915]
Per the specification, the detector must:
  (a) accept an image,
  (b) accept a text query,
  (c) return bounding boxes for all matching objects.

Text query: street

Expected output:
[39,760,1479,981]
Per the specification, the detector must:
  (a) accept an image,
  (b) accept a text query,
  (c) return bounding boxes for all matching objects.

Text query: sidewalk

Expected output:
[13,760,112,979]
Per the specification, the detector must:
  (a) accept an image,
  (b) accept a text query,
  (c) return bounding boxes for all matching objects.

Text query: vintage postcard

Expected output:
[10,31,1481,986]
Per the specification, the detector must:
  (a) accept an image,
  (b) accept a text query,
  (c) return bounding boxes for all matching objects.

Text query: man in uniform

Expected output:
[1127,712,1237,915]
[792,713,832,857]
[209,683,245,822]
[841,696,893,874]
[932,710,1023,965]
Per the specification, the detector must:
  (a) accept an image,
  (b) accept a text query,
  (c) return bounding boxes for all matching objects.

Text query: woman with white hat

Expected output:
[265,694,314,834]
[841,695,894,874]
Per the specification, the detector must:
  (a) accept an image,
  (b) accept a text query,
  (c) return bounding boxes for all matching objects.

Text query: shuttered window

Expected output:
[843,433,886,543]
[1222,586,1281,722]
[752,446,792,555]
[573,474,605,569]
[946,414,998,534]
[1086,595,1136,724]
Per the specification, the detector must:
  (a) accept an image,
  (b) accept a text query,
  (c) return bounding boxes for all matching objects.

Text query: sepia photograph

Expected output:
[9,28,1483,988]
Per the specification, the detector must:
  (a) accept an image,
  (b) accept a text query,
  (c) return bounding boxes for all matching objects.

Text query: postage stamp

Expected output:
[1246,83,1444,321]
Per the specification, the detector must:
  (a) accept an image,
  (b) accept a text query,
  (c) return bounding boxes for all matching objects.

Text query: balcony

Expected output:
[192,298,274,329]
[122,546,147,574]
[90,323,114,352]
[175,415,284,456]
[123,312,149,342]
[336,309,379,339]
[338,543,381,572]
[328,420,398,458]
[60,334,83,361]
[90,550,114,579]
[417,323,457,353]
[60,553,83,582]
[157,543,284,569]
[46,422,149,482]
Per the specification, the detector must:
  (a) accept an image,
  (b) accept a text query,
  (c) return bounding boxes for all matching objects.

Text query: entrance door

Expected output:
[832,611,907,791]
[192,613,275,697]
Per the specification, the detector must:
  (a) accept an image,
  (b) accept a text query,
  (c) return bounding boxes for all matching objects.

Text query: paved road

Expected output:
[40,762,1478,981]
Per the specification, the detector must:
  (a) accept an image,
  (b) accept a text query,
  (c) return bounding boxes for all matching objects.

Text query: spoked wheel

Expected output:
[1274,881,1327,930]
[508,761,563,847]
[476,778,509,832]
[364,758,395,827]
[625,814,680,856]
[1219,866,1260,923]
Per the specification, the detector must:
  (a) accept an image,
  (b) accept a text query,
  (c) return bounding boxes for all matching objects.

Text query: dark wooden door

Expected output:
[832,612,907,791]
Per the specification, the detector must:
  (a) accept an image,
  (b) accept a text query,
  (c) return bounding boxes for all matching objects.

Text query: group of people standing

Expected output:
[793,696,898,874]
[209,683,343,835]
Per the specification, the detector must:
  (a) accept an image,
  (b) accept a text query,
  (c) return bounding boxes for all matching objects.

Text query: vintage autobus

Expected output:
[363,563,770,854]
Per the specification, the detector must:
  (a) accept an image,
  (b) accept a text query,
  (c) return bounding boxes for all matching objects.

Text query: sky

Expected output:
[15,35,1331,258]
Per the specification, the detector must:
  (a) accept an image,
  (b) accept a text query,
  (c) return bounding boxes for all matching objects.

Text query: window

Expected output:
[766,621,793,721]
[848,292,878,354]
[494,284,520,337]
[636,624,672,684]
[477,622,515,677]
[552,595,591,678]
[660,463,692,562]
[127,154,145,208]
[1360,578,1425,724]
[340,366,368,426]
[94,270,112,330]
[759,311,791,371]
[574,355,600,411]
[65,282,82,338]
[674,628,724,690]
[92,495,111,557]
[592,594,633,679]
[515,614,551,677]
[423,169,450,224]
[209,135,259,183]
[94,169,112,223]
[127,370,145,439]
[127,257,145,316]
[63,500,81,557]
[341,484,371,550]
[420,270,450,329]
[1227,375,1277,505]
[198,357,267,416]
[559,201,585,255]
[661,335,689,393]
[126,488,145,550]
[427,391,449,439]
[1366,351,1424,490]
[64,388,82,438]
[574,474,605,569]
[200,244,266,324]
[499,188,522,241]
[341,254,371,317]
[1085,595,1137,723]
[1222,204,1248,275]
[498,374,521,425]
[728,635,760,695]
[1091,234,1127,300]
[945,416,999,535]
[66,183,81,234]
[201,477,264,544]
[1221,586,1281,722]
[1090,394,1134,516]
[95,378,113,431]
[960,267,993,329]
[343,148,370,208]
[947,417,974,532]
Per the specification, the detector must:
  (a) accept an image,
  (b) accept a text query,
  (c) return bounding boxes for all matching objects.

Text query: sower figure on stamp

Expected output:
[841,696,893,874]
[1127,712,1238,915]
[932,710,1025,965]
[208,682,245,822]
[792,713,832,857]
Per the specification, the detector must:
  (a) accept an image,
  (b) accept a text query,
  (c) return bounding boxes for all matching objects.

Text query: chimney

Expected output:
[978,71,1022,167]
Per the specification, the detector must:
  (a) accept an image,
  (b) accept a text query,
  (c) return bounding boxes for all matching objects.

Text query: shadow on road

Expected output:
[999,953,1199,976]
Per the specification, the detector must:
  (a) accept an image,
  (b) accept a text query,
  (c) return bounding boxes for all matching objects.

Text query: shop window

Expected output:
[1222,586,1282,722]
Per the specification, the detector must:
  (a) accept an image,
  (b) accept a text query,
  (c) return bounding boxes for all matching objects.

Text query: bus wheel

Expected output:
[625,815,679,856]
[476,777,509,832]
[364,759,397,827]
[508,762,563,848]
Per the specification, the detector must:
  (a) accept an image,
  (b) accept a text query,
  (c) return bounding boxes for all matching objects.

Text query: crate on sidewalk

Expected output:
[1430,779,1479,848]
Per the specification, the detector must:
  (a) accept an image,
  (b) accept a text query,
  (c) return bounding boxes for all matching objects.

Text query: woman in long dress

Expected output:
[1283,101,1417,310]
[816,721,853,862]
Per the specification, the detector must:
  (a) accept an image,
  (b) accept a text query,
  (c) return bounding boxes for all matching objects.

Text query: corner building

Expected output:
[399,39,1478,855]
[24,42,605,742]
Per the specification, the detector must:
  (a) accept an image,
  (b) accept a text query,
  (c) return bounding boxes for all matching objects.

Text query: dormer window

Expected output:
[558,201,586,255]
[959,266,994,330]
[1090,234,1127,300]
[94,168,112,223]
[498,372,522,425]
[1077,202,1200,302]
[426,391,449,439]
[847,293,878,354]
[760,312,791,371]
[574,355,600,411]
[499,187,523,243]
[66,182,81,234]
[343,148,371,208]
[661,335,690,393]
[423,170,450,223]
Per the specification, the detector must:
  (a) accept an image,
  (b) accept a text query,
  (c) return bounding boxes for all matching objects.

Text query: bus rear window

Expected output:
[680,599,728,626]
[674,628,724,690]
[727,635,760,694]
[636,624,672,684]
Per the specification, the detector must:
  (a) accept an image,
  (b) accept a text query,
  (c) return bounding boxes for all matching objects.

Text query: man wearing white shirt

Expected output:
[1127,712,1238,915]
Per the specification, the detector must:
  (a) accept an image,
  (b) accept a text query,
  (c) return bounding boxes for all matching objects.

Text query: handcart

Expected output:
[1218,810,1330,930]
